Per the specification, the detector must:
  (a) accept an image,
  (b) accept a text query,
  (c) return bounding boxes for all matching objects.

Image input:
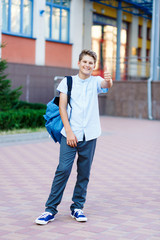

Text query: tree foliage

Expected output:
[0,54,22,111]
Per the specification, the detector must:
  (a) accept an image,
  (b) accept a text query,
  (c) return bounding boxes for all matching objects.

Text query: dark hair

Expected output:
[79,49,97,64]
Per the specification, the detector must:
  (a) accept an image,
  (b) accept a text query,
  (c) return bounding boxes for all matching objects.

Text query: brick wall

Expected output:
[6,63,78,104]
[5,63,160,120]
[99,81,160,120]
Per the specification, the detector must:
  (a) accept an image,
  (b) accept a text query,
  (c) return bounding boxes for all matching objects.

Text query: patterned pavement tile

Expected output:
[149,237,160,240]
[57,236,85,240]
[36,231,65,239]
[69,230,97,238]
[2,232,28,240]
[0,116,160,240]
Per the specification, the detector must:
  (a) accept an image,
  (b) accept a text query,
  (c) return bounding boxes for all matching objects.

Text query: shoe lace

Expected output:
[75,209,84,216]
[41,212,51,218]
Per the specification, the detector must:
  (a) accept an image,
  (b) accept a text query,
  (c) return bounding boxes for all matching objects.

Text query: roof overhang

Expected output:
[90,0,153,19]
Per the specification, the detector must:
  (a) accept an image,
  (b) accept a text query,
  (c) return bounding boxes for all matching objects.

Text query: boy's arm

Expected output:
[59,92,78,147]
[101,71,113,89]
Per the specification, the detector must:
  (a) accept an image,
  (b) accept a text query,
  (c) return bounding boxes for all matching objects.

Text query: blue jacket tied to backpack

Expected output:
[44,97,63,143]
[43,76,72,143]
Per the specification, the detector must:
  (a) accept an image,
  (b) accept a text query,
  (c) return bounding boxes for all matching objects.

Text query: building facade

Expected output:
[1,0,151,77]
[2,0,158,119]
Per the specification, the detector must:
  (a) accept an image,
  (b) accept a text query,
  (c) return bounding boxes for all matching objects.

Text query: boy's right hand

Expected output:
[66,130,78,147]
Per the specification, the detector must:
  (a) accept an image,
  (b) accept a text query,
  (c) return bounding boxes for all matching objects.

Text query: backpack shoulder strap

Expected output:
[66,76,72,107]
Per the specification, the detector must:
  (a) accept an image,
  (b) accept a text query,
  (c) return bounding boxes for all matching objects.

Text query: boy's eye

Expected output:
[82,61,93,65]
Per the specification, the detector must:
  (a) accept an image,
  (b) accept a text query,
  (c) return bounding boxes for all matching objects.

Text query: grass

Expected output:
[0,127,46,135]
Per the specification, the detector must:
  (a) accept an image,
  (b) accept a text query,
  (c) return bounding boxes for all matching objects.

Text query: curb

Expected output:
[0,131,50,146]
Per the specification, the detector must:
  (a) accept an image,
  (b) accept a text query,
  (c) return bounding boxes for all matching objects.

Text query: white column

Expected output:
[83,0,93,50]
[128,15,138,78]
[70,0,83,69]
[141,18,147,77]
[0,0,2,58]
[34,0,46,65]
[150,0,160,81]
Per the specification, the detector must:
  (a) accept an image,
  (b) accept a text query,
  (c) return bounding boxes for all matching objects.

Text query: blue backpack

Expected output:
[44,76,72,143]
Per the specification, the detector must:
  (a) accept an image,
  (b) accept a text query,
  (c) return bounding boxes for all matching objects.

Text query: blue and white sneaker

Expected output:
[71,209,87,222]
[35,212,54,225]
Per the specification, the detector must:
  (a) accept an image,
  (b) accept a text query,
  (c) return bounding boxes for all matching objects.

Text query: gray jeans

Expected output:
[45,135,97,215]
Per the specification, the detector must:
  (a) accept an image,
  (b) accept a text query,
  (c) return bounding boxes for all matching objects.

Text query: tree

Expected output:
[0,45,22,111]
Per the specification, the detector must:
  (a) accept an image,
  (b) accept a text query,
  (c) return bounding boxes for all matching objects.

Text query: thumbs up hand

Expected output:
[101,71,113,89]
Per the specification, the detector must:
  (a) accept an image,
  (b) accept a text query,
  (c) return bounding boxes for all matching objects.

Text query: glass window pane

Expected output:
[45,6,50,38]
[53,0,60,5]
[92,39,100,70]
[61,9,68,42]
[62,0,70,7]
[52,7,60,40]
[2,0,9,31]
[92,25,102,39]
[23,0,32,35]
[11,0,21,33]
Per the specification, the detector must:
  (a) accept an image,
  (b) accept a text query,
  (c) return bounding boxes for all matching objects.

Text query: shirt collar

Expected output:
[76,74,91,83]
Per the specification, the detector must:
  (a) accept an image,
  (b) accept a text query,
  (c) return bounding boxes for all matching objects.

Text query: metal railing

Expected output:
[95,56,153,80]
[54,76,64,96]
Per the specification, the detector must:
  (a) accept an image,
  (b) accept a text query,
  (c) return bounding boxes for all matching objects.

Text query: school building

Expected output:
[0,0,160,119]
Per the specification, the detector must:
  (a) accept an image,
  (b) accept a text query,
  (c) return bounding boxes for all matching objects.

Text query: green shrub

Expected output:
[14,101,46,110]
[0,109,46,130]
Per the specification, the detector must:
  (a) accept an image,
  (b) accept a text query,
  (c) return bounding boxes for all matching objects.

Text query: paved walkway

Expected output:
[0,117,160,240]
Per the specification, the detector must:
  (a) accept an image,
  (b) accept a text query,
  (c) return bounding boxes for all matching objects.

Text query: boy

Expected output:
[35,49,113,224]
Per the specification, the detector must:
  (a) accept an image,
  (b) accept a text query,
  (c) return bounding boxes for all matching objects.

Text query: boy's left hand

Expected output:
[104,71,112,82]
[101,71,113,88]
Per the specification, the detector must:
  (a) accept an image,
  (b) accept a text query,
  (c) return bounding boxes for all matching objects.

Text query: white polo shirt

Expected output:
[57,74,108,142]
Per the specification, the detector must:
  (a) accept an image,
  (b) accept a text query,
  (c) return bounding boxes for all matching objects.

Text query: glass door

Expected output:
[92,24,127,80]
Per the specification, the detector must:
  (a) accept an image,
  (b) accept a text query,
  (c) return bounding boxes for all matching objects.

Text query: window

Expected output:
[138,25,142,38]
[137,47,141,61]
[147,27,151,40]
[146,49,150,62]
[45,0,70,43]
[2,0,33,37]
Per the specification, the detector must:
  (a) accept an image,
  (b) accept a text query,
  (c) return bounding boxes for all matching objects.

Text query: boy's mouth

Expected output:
[83,67,91,71]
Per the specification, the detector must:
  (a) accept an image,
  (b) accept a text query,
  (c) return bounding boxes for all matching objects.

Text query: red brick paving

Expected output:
[0,117,160,240]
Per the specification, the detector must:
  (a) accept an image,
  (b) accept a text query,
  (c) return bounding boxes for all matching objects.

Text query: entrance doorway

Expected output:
[92,23,128,80]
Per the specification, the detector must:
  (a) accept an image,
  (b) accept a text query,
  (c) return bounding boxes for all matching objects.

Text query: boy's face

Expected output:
[78,55,96,77]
